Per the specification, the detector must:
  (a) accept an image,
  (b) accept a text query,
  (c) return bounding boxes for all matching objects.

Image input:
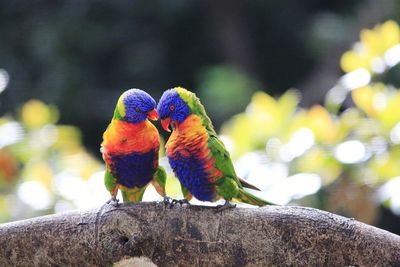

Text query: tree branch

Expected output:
[0,203,399,266]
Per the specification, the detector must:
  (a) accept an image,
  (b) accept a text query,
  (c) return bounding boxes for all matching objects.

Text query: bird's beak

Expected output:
[161,118,171,132]
[147,109,159,121]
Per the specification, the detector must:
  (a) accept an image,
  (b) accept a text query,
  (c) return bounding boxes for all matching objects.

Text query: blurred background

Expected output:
[1,0,400,234]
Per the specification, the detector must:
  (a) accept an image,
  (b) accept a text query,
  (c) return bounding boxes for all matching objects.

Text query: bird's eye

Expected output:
[169,105,175,111]
[135,107,141,112]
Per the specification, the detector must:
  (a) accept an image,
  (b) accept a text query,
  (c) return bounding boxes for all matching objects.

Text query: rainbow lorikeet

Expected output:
[101,89,166,203]
[157,87,272,209]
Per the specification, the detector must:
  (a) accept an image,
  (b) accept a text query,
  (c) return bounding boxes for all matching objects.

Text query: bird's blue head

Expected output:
[157,87,192,132]
[115,89,158,123]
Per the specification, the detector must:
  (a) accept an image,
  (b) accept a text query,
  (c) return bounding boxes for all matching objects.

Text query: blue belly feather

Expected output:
[168,153,215,201]
[110,150,156,188]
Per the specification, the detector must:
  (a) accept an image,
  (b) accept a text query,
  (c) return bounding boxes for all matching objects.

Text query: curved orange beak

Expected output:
[147,109,159,121]
[161,118,171,132]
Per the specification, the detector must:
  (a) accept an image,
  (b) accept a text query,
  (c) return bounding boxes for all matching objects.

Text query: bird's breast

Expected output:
[166,115,223,187]
[166,115,209,160]
[102,120,159,156]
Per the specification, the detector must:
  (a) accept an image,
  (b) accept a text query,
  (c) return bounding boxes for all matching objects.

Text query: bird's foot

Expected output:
[172,199,190,206]
[106,196,120,207]
[216,200,236,212]
[163,196,174,208]
[162,197,189,208]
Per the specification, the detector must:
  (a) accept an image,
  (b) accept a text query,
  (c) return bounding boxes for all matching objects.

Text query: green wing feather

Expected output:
[207,133,242,187]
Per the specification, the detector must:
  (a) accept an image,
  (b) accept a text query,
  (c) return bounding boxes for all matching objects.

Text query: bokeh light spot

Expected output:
[334,140,367,164]
[0,69,9,94]
[17,181,52,210]
[280,128,315,162]
[262,173,322,205]
[340,68,371,90]
[0,122,24,149]
[384,44,400,67]
[390,123,400,144]
[378,176,400,215]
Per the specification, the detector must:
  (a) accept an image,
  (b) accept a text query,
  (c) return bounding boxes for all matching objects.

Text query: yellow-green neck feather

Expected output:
[175,87,216,135]
[113,94,126,120]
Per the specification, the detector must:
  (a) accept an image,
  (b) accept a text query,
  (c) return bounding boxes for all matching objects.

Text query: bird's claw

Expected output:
[163,196,174,208]
[216,200,236,212]
[106,197,120,207]
[162,197,190,208]
[172,199,190,206]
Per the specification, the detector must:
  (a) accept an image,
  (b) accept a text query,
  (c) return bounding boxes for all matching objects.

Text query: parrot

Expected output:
[157,87,273,210]
[101,89,167,204]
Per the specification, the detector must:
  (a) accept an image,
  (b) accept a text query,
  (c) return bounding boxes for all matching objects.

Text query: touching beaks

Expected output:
[161,118,171,132]
[147,109,159,121]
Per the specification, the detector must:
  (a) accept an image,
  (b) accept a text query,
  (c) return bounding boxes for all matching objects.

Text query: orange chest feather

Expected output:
[102,120,159,155]
[166,114,209,157]
[166,114,223,182]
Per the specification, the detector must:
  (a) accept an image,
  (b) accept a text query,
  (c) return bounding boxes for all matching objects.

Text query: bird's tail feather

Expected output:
[152,166,167,197]
[236,188,274,206]
[238,177,261,191]
[121,187,146,202]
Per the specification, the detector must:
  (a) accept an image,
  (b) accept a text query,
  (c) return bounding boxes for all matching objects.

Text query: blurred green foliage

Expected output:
[198,65,261,124]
